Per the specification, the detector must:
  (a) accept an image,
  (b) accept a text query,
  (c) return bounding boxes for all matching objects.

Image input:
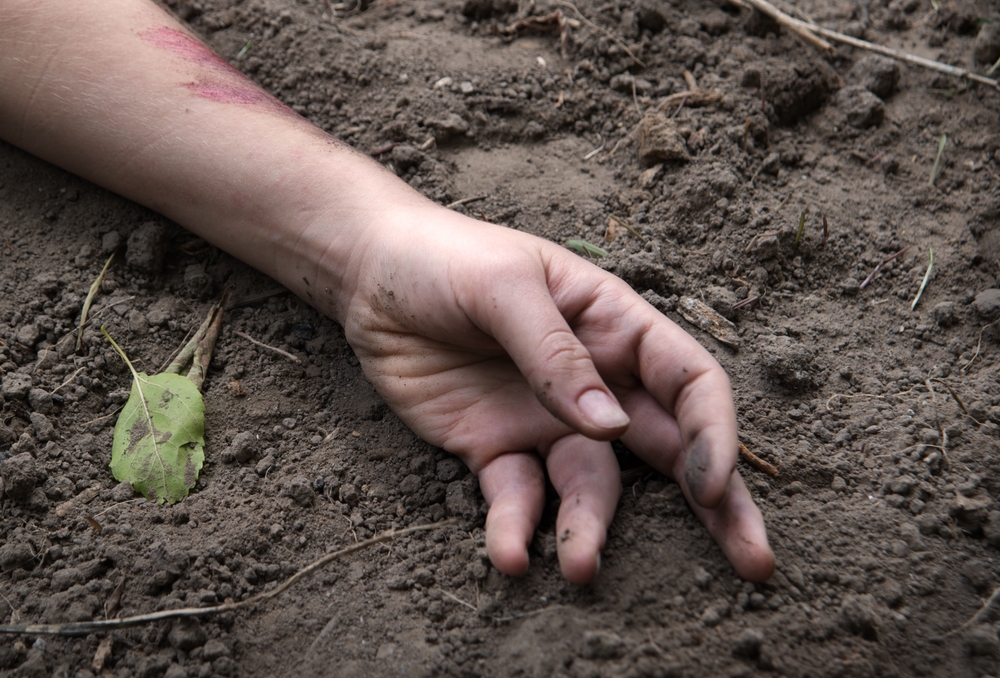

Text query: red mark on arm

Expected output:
[138,26,297,117]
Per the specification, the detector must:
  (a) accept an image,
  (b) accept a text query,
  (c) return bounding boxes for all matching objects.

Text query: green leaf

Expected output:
[566,239,608,258]
[111,372,205,504]
[102,329,205,504]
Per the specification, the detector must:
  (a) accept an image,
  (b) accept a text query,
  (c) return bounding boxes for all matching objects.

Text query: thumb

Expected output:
[462,254,629,440]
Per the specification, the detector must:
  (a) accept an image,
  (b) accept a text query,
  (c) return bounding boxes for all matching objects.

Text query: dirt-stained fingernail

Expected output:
[684,439,713,505]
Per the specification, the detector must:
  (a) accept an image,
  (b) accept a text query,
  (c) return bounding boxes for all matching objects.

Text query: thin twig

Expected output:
[445,195,488,209]
[860,246,911,290]
[440,590,477,612]
[924,379,951,470]
[583,139,606,160]
[732,295,760,310]
[738,442,779,476]
[729,0,834,51]
[50,367,85,395]
[929,134,947,186]
[234,331,302,364]
[939,587,1000,639]
[0,522,452,636]
[730,0,999,89]
[960,321,997,373]
[555,1,645,67]
[930,378,970,417]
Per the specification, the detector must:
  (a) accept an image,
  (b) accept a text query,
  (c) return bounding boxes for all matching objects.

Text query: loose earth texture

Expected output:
[2,0,1000,676]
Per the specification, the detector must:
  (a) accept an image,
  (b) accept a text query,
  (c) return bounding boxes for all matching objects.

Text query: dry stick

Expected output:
[809,24,999,89]
[960,320,997,373]
[50,367,85,395]
[931,378,970,418]
[728,0,833,52]
[738,442,779,476]
[860,246,911,290]
[924,379,951,470]
[555,1,645,68]
[0,521,451,636]
[233,330,301,364]
[731,0,999,89]
[445,195,488,209]
[939,587,1000,639]
[440,590,477,612]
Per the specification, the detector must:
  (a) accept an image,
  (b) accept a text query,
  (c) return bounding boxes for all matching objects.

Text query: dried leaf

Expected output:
[605,218,625,243]
[676,296,740,349]
[102,329,205,504]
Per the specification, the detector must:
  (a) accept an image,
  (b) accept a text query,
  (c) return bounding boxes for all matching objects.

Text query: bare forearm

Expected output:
[0,0,425,321]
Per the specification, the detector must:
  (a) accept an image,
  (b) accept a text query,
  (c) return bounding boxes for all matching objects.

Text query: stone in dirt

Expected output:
[281,475,316,507]
[0,452,45,501]
[732,629,764,659]
[974,23,1000,64]
[973,288,1000,320]
[580,631,625,659]
[125,221,170,274]
[1,372,33,400]
[838,594,880,640]
[835,86,885,129]
[168,618,208,651]
[636,113,689,166]
[848,56,900,98]
[0,541,36,571]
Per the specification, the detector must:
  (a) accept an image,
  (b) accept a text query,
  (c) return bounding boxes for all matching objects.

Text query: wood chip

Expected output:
[55,485,101,517]
[676,296,740,349]
[92,635,113,672]
[739,442,779,476]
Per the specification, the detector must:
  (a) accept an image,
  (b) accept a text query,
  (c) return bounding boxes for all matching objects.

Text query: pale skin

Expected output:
[0,0,774,583]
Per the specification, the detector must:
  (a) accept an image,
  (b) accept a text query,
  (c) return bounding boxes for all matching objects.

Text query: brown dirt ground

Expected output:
[3,0,1000,676]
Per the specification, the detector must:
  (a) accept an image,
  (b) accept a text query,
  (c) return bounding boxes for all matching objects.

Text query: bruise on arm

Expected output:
[138,26,298,117]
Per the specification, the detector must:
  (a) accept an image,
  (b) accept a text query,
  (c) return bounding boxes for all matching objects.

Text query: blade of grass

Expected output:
[910,247,934,311]
[794,210,806,250]
[566,239,608,258]
[989,54,1000,77]
[76,253,115,352]
[235,40,253,60]
[929,133,947,186]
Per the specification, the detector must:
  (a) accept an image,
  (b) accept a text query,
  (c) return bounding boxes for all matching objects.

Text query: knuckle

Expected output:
[533,329,593,377]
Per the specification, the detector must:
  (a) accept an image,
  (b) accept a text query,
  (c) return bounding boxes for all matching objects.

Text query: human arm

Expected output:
[0,0,774,582]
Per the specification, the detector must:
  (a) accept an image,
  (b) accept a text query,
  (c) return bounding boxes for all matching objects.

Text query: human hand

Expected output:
[336,203,774,584]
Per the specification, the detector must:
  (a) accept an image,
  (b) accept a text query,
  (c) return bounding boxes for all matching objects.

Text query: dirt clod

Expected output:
[125,222,171,274]
[581,631,625,660]
[636,114,689,166]
[835,86,885,129]
[1,452,44,501]
[759,336,818,389]
[848,56,900,98]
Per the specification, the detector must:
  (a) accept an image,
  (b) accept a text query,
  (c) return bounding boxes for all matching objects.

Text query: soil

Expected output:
[2,0,1000,676]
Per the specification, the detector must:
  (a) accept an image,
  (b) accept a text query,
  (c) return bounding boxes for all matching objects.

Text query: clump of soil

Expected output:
[2,0,1000,676]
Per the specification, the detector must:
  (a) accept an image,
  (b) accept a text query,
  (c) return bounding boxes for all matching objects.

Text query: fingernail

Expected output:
[577,390,629,430]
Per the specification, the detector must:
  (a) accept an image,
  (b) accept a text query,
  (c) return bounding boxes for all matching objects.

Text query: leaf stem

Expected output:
[77,253,115,351]
[100,326,140,382]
